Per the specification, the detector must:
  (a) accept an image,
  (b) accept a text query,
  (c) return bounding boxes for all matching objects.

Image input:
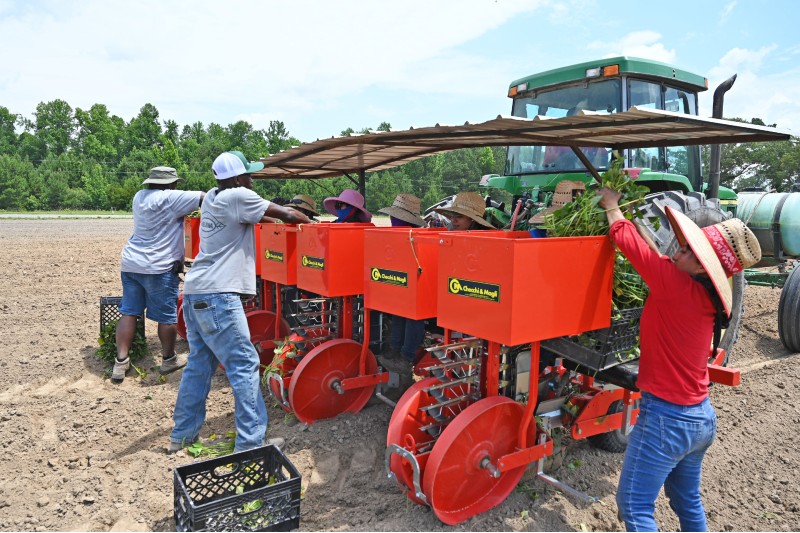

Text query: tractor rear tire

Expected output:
[634,191,745,364]
[778,266,800,352]
[587,400,631,453]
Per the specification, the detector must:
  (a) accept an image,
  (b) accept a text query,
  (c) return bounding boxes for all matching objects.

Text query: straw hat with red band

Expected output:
[665,206,761,317]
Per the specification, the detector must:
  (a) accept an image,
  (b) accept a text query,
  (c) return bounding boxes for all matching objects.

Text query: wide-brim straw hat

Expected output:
[665,206,762,317]
[378,193,425,227]
[142,166,182,185]
[323,189,373,221]
[531,180,586,224]
[287,194,320,217]
[433,191,493,228]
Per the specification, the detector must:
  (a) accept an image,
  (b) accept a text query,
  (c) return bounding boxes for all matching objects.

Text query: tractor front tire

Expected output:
[635,191,745,364]
[778,266,800,352]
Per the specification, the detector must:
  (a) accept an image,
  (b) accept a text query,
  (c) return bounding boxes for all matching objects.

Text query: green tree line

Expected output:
[0,100,505,214]
[0,99,797,214]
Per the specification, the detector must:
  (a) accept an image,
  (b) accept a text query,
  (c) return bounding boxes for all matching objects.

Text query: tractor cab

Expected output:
[486,57,735,208]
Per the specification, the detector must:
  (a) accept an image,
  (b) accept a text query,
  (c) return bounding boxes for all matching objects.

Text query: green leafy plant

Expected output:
[544,153,651,311]
[96,318,148,365]
[186,431,236,458]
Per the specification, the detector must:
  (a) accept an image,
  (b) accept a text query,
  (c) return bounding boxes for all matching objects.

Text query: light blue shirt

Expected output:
[183,187,269,295]
[120,189,203,274]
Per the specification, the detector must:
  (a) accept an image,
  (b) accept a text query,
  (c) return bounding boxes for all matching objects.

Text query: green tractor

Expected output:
[481,56,739,221]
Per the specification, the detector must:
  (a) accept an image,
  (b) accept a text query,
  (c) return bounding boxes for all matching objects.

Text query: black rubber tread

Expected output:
[634,191,745,364]
[778,266,800,352]
[586,400,632,453]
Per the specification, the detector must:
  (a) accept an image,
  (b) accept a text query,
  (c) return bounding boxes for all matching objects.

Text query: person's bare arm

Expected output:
[261,204,312,224]
[598,187,659,253]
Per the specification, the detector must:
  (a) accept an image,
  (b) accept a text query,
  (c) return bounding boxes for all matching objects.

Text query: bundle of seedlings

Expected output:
[96,319,148,376]
[543,154,652,362]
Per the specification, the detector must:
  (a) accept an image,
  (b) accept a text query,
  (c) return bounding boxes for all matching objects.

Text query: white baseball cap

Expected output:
[212,151,265,180]
[211,152,247,180]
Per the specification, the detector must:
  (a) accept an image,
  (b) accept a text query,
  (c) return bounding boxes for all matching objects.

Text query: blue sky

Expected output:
[1,0,798,147]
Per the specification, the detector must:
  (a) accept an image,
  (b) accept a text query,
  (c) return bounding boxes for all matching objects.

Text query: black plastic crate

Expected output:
[541,307,643,372]
[174,445,301,532]
[99,296,144,336]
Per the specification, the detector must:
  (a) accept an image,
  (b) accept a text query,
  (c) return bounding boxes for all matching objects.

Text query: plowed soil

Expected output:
[0,219,797,532]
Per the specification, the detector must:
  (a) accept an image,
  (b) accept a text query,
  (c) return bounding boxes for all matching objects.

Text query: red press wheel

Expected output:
[176,293,187,340]
[287,339,377,424]
[246,310,291,372]
[423,396,530,525]
[387,377,469,505]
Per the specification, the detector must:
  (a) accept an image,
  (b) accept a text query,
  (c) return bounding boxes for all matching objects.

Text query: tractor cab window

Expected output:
[505,79,620,175]
[664,87,699,183]
[628,80,664,170]
[627,79,701,184]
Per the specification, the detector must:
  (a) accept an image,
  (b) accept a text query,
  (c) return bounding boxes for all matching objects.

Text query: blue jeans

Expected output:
[390,315,426,362]
[119,271,180,324]
[171,293,268,453]
[617,392,717,532]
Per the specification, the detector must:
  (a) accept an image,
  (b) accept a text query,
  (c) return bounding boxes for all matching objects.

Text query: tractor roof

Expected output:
[507,56,708,95]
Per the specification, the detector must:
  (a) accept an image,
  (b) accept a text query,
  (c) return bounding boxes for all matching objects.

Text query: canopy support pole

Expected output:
[570,147,603,182]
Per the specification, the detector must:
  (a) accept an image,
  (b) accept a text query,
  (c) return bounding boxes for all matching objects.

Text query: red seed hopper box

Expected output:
[254,222,263,275]
[257,223,298,285]
[295,223,375,297]
[436,231,614,346]
[364,228,448,319]
[184,217,200,260]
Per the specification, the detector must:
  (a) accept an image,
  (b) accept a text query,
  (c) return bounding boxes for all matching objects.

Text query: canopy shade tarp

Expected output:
[251,107,792,181]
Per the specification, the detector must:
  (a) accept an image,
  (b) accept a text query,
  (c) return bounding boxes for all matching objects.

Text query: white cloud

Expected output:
[719,1,737,25]
[701,45,800,134]
[0,0,543,138]
[586,31,676,64]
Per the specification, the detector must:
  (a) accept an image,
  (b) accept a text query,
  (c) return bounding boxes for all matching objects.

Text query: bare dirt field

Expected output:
[0,218,798,532]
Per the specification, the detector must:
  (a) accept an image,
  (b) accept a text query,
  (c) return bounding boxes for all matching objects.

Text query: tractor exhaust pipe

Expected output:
[707,74,737,200]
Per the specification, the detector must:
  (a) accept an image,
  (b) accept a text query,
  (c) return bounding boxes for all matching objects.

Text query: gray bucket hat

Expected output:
[142,166,182,185]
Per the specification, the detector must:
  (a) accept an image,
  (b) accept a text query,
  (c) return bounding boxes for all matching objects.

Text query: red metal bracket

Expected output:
[573,410,640,439]
[708,364,740,386]
[570,388,641,440]
[710,348,727,366]
[340,371,389,391]
[497,436,554,472]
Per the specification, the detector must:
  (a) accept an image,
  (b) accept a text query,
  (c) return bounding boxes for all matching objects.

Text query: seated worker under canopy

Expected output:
[379,193,425,228]
[433,191,494,231]
[323,189,372,223]
[286,194,320,221]
[377,194,427,391]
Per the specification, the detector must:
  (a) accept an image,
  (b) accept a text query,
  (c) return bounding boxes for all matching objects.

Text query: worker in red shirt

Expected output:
[598,187,761,532]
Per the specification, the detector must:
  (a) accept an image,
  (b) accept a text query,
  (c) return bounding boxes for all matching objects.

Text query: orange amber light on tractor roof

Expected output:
[603,64,619,76]
[508,82,527,98]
